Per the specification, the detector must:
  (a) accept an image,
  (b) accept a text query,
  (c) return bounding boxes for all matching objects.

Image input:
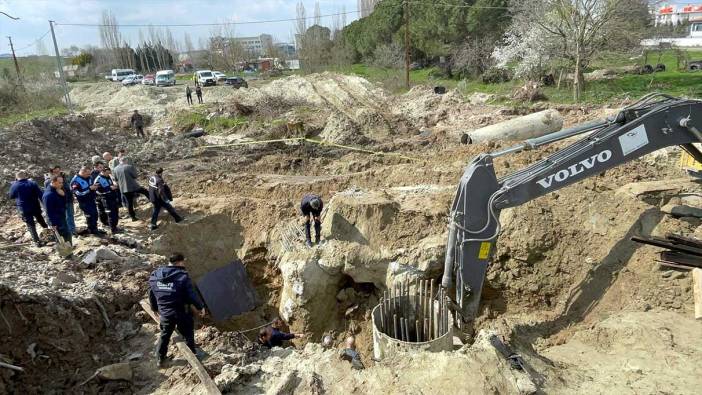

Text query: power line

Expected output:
[55,9,361,28]
[12,29,51,53]
[0,11,20,20]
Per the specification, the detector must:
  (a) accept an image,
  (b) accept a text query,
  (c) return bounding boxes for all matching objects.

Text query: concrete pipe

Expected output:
[465,109,564,144]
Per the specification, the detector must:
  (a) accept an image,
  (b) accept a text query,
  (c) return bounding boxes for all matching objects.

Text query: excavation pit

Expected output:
[372,281,454,360]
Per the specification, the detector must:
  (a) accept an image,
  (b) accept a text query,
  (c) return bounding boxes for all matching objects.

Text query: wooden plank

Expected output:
[139,300,221,395]
[693,269,702,320]
[666,233,702,249]
[656,260,696,271]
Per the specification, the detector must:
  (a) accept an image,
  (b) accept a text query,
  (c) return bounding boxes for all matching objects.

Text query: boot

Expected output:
[28,225,43,247]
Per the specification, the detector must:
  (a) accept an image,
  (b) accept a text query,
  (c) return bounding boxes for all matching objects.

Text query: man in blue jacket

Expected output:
[93,167,121,234]
[42,175,72,244]
[45,165,75,236]
[70,166,103,236]
[9,170,48,246]
[149,253,206,367]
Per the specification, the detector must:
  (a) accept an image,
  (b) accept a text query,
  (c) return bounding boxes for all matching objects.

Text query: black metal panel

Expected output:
[196,260,258,322]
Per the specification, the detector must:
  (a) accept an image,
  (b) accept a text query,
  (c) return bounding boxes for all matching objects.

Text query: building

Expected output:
[655,3,702,26]
[234,34,273,57]
[275,43,296,58]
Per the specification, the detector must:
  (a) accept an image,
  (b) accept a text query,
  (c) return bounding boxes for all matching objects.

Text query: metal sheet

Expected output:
[196,260,257,322]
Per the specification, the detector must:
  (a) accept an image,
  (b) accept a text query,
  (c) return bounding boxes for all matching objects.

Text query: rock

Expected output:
[82,246,121,265]
[237,363,261,375]
[660,203,702,219]
[215,369,241,392]
[265,370,298,395]
[336,287,358,305]
[468,92,494,105]
[96,362,132,381]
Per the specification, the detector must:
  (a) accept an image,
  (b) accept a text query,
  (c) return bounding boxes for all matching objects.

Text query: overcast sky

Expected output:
[0,0,358,56]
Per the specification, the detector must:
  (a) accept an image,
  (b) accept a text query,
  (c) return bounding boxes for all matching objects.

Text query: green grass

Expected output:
[172,110,247,133]
[0,106,69,127]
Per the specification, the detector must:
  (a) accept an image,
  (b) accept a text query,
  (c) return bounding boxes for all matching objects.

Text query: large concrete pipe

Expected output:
[464,109,564,144]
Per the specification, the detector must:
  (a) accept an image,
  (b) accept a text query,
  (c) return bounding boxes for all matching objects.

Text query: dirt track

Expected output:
[1,74,701,394]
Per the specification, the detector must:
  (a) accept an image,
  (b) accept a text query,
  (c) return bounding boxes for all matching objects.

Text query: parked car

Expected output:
[155,70,176,86]
[193,70,216,86]
[224,76,248,89]
[689,60,702,71]
[213,71,226,82]
[111,68,136,81]
[142,74,155,85]
[122,74,143,86]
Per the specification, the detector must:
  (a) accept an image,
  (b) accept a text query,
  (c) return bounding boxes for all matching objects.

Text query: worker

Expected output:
[339,335,365,370]
[185,85,193,105]
[195,84,203,104]
[130,109,145,139]
[112,157,149,221]
[94,167,121,234]
[91,155,102,166]
[109,149,124,170]
[90,161,104,183]
[9,170,48,247]
[300,194,323,247]
[70,165,103,236]
[44,165,76,236]
[42,175,72,245]
[259,318,304,348]
[148,253,206,367]
[148,167,183,230]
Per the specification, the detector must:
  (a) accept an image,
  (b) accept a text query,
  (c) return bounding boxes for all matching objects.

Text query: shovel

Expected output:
[52,227,73,258]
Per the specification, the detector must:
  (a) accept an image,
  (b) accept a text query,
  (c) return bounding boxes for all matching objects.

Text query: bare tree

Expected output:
[314,1,321,26]
[98,10,124,66]
[500,0,626,101]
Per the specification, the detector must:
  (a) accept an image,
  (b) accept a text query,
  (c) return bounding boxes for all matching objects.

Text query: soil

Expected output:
[1,73,701,394]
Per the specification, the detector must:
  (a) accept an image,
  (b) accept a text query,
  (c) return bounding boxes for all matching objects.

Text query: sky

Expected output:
[0,0,358,56]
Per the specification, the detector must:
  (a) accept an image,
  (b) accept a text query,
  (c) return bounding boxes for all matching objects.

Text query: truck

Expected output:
[193,70,216,86]
[155,70,176,86]
[111,69,136,82]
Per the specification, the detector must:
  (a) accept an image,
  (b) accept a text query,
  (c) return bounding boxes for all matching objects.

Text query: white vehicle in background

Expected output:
[155,70,176,86]
[193,70,216,86]
[111,69,136,81]
[213,71,226,82]
[122,74,144,86]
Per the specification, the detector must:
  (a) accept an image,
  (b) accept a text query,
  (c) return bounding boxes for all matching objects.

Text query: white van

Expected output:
[111,69,136,82]
[155,70,176,86]
[193,70,216,86]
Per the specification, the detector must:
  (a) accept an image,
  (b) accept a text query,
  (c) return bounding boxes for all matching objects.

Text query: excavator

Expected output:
[441,93,702,323]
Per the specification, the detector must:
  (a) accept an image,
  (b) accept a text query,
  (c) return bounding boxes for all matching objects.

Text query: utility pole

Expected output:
[48,20,73,112]
[7,36,22,85]
[404,0,410,89]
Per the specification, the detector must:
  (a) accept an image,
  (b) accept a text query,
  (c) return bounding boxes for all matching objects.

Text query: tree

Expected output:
[299,25,333,72]
[495,0,630,101]
[71,52,93,67]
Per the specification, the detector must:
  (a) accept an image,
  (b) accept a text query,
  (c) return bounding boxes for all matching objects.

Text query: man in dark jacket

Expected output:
[148,168,183,230]
[45,165,75,235]
[148,253,206,367]
[185,85,193,105]
[195,84,203,104]
[300,194,323,247]
[43,175,72,244]
[258,317,304,348]
[130,109,145,138]
[9,170,48,246]
[94,167,121,234]
[70,166,103,235]
[112,157,149,221]
[90,161,104,184]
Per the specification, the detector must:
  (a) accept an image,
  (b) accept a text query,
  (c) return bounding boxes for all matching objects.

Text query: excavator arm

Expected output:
[441,94,702,323]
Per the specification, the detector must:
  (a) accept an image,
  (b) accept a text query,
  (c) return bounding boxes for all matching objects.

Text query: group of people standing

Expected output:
[8,149,183,247]
[185,84,203,105]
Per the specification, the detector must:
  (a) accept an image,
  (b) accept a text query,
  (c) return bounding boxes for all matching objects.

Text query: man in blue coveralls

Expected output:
[149,253,207,367]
